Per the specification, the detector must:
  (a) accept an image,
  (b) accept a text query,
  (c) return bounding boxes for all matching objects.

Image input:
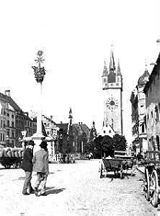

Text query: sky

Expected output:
[0,0,160,144]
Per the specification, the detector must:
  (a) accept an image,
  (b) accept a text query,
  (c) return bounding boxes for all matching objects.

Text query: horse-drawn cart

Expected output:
[100,151,134,179]
[100,157,124,179]
[143,150,160,207]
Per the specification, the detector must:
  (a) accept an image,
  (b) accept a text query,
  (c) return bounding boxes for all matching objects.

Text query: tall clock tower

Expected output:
[102,48,123,135]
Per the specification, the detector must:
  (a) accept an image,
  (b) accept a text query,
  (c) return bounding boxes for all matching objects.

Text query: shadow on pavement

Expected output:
[17,176,25,180]
[46,187,66,195]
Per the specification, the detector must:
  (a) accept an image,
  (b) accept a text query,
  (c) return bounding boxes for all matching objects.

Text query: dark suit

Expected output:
[21,147,34,194]
[21,148,33,172]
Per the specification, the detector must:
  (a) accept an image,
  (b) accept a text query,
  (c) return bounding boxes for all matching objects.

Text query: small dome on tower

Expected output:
[138,68,150,86]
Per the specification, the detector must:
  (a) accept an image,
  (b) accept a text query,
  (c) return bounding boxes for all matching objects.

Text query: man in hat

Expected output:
[32,140,49,196]
[21,140,35,195]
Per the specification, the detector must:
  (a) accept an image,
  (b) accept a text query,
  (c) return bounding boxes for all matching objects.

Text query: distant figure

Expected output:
[33,140,49,196]
[21,140,35,195]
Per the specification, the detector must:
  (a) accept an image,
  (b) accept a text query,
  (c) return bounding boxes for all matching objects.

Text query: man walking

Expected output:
[33,140,49,196]
[21,140,35,195]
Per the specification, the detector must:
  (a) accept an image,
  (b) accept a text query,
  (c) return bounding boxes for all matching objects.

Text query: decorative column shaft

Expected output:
[31,50,46,152]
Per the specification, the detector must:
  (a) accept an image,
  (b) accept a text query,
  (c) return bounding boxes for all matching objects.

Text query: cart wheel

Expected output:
[150,170,159,207]
[100,166,103,178]
[144,168,150,201]
[120,170,123,179]
[120,165,123,179]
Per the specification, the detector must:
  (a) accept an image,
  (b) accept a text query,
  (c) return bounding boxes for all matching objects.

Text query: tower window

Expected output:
[108,72,116,83]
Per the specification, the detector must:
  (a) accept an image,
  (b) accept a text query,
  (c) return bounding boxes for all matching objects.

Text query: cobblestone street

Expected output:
[0,160,158,216]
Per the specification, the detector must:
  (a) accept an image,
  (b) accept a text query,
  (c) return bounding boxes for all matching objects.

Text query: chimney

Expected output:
[50,115,53,120]
[5,90,10,97]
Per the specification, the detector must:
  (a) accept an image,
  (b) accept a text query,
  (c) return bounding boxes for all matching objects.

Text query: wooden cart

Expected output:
[100,158,124,179]
[143,150,160,207]
[0,148,23,169]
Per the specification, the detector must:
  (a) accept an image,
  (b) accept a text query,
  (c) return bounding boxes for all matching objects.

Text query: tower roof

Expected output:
[69,107,73,118]
[102,60,108,76]
[117,60,121,75]
[109,47,116,72]
[138,66,150,86]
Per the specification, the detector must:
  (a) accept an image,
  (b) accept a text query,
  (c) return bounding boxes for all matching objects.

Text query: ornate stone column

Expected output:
[31,50,46,152]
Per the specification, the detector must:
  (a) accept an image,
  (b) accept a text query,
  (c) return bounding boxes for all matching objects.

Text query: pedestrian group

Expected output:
[21,140,49,196]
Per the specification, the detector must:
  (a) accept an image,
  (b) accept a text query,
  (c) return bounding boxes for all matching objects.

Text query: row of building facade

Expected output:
[130,52,160,155]
[0,90,96,158]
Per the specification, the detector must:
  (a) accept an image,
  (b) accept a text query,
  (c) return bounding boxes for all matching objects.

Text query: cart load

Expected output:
[0,146,24,168]
[114,150,135,171]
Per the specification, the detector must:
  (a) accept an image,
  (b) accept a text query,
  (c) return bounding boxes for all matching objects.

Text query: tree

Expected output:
[101,135,114,157]
[93,135,103,158]
[113,134,127,151]
[84,140,94,154]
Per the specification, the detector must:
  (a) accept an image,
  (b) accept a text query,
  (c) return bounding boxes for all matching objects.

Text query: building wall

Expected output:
[146,73,160,107]
[145,58,160,152]
[0,100,7,146]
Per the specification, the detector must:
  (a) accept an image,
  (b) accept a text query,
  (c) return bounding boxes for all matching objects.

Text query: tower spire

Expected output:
[69,107,73,125]
[117,59,121,75]
[102,60,108,76]
[109,45,116,72]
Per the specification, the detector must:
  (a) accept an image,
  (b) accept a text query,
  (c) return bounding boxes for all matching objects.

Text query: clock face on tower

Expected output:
[106,97,118,111]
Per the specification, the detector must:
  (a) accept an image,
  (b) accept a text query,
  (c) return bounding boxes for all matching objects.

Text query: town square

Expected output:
[1,0,160,215]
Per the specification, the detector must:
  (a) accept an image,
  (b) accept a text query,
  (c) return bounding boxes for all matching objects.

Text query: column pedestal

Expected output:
[32,132,45,153]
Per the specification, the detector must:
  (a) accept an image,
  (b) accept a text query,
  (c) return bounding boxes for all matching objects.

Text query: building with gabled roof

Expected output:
[130,65,149,155]
[56,108,90,155]
[98,123,115,138]
[144,52,160,152]
[0,90,37,147]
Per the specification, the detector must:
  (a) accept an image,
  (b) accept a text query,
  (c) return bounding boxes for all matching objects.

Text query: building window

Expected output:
[155,106,159,122]
[7,129,10,136]
[12,130,14,138]
[7,120,10,127]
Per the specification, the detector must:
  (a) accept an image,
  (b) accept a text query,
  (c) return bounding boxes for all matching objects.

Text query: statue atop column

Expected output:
[32,50,46,83]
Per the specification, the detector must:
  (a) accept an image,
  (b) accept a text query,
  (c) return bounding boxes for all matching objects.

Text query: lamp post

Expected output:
[31,50,46,152]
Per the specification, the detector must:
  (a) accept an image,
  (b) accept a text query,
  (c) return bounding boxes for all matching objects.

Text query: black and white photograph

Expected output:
[0,0,160,215]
